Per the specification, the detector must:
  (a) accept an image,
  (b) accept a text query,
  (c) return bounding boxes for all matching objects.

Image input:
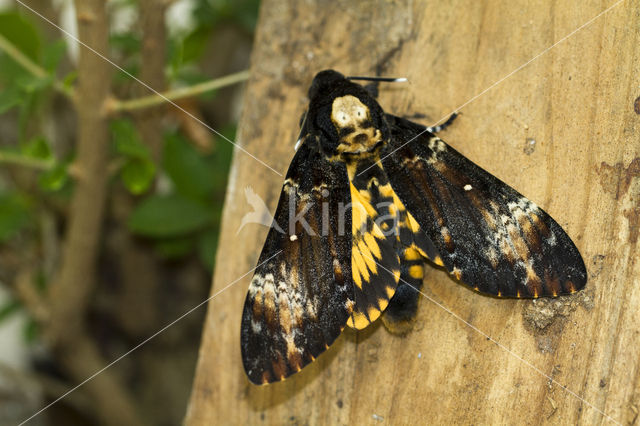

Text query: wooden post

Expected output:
[186,1,640,424]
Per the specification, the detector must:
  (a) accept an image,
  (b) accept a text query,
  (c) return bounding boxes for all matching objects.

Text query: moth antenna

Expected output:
[347,76,408,83]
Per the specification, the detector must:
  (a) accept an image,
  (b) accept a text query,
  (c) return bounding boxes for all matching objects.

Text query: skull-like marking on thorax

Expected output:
[331,95,382,156]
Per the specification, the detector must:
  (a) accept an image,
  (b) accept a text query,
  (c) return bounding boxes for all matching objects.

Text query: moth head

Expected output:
[305,70,389,158]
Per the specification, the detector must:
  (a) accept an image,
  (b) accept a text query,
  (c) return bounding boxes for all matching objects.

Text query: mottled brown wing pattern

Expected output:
[241,143,354,385]
[381,114,587,298]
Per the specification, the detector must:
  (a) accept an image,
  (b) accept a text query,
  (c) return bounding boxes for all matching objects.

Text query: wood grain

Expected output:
[185,1,640,424]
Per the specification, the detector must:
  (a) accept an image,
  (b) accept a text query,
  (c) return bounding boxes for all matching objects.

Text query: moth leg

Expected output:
[426,111,459,133]
[381,250,424,335]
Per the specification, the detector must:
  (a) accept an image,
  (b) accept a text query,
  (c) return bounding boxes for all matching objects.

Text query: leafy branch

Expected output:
[0,149,54,170]
[0,33,249,115]
[0,32,74,98]
[107,69,250,113]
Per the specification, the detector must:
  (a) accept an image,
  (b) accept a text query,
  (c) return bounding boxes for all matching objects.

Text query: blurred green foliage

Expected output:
[0,192,30,242]
[111,119,157,194]
[0,0,259,327]
[0,12,40,61]
[0,10,61,252]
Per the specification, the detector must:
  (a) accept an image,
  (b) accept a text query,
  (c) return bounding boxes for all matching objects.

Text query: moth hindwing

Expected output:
[240,69,587,384]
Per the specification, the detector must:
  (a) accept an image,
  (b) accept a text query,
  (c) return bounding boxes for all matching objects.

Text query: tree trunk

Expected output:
[186,1,640,424]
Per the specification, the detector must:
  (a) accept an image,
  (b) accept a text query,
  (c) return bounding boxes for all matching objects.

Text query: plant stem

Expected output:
[111,69,250,112]
[0,33,47,78]
[0,32,248,112]
[0,33,74,99]
[0,150,55,170]
[47,1,146,424]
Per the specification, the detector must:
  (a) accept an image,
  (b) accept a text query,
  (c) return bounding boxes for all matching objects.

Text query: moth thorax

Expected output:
[331,95,382,156]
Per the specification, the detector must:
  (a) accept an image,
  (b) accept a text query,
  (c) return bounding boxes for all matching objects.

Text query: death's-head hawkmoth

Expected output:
[240,69,587,385]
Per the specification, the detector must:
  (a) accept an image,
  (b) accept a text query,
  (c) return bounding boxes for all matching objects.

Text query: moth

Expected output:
[240,69,587,385]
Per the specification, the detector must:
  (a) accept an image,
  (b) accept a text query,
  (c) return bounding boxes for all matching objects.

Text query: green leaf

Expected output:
[42,39,67,72]
[199,124,235,194]
[111,119,150,158]
[17,73,53,93]
[38,162,68,191]
[0,192,30,242]
[17,90,39,139]
[0,13,42,86]
[62,71,77,89]
[163,132,214,200]
[191,0,260,33]
[181,27,210,64]
[154,236,195,259]
[114,64,139,84]
[173,67,211,90]
[121,157,155,194]
[0,299,20,323]
[21,136,52,160]
[128,194,212,237]
[0,86,22,114]
[230,0,261,32]
[109,33,140,56]
[167,37,185,82]
[0,12,41,61]
[197,228,218,271]
[23,318,39,342]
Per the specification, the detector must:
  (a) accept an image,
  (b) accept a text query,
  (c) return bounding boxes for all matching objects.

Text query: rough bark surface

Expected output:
[186,1,640,424]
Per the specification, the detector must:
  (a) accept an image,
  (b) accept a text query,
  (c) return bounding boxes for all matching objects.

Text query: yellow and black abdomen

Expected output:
[345,157,440,331]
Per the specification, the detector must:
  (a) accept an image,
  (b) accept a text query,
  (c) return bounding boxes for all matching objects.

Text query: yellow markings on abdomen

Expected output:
[408,265,424,280]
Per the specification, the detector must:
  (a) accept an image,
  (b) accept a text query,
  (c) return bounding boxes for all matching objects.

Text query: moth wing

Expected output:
[381,114,587,297]
[346,160,402,329]
[241,143,354,384]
